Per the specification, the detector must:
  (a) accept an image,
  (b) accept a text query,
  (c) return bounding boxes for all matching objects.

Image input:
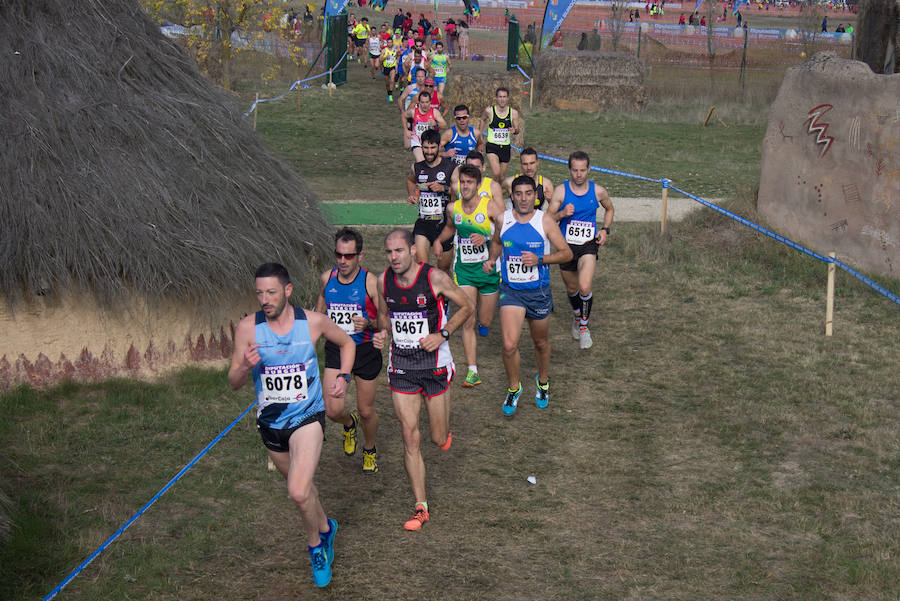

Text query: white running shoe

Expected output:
[579,326,593,349]
[571,319,580,340]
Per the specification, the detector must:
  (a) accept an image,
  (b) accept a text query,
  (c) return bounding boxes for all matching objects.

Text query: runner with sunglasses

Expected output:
[440,104,481,167]
[315,228,383,473]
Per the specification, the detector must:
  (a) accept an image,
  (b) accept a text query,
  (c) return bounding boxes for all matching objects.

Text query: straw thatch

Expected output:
[534,50,647,112]
[0,0,332,310]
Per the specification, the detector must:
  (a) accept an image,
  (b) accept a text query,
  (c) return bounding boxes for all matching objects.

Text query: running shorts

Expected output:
[485,142,511,163]
[498,280,553,320]
[559,240,600,272]
[257,412,326,452]
[388,364,454,398]
[413,218,454,251]
[324,341,383,381]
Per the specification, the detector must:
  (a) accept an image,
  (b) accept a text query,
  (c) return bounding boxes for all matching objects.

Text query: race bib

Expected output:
[505,255,538,283]
[457,236,488,263]
[451,153,466,166]
[414,121,432,137]
[390,311,429,349]
[565,220,596,245]
[434,65,445,77]
[326,303,363,335]
[258,363,308,404]
[418,191,443,218]
[490,127,510,145]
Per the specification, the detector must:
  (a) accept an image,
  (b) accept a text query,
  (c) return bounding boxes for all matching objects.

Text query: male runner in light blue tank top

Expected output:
[488,176,572,416]
[229,263,356,588]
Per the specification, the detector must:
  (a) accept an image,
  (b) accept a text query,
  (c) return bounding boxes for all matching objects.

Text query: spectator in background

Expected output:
[393,8,405,31]
[457,20,469,59]
[445,19,458,56]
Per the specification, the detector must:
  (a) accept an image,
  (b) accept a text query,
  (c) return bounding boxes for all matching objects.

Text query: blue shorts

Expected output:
[498,281,553,320]
[434,76,446,84]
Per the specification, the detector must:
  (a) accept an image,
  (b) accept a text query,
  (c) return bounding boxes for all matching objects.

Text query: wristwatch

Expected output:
[338,373,351,383]
[600,226,611,234]
[440,329,451,340]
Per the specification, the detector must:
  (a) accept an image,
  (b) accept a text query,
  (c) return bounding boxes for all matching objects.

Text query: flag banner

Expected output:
[326,0,349,17]
[539,0,577,50]
[732,0,749,15]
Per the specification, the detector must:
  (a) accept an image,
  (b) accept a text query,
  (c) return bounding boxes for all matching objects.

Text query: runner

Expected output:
[428,40,451,94]
[351,17,370,63]
[371,229,474,531]
[481,87,522,184]
[403,90,446,162]
[440,104,481,167]
[397,66,426,112]
[432,164,504,387]
[502,147,554,210]
[378,37,399,103]
[228,262,354,587]
[367,27,384,79]
[315,229,382,473]
[347,13,358,61]
[406,128,454,271]
[449,150,503,207]
[487,176,572,415]
[546,151,615,350]
[404,48,428,84]
[424,77,444,113]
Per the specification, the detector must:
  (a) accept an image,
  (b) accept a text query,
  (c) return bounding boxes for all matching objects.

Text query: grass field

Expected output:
[3,16,900,601]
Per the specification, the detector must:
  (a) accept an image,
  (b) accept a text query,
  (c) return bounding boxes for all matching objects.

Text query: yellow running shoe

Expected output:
[362,448,378,473]
[343,411,359,456]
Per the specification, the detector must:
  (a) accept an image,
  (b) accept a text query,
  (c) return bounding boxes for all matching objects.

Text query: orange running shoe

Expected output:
[439,430,452,451]
[403,503,429,531]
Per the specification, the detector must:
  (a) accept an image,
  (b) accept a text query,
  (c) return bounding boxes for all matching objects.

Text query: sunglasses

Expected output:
[455,115,469,119]
[334,252,359,260]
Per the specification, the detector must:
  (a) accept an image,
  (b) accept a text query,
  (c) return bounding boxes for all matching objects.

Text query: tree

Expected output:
[609,1,626,51]
[142,0,293,89]
[854,0,899,74]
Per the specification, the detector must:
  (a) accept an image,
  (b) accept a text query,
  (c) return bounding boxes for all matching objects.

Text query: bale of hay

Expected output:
[534,50,647,112]
[446,71,527,142]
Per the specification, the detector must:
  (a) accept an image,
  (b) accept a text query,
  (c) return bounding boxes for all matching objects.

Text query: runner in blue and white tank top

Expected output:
[488,175,572,416]
[441,104,481,167]
[229,262,356,588]
[547,151,615,350]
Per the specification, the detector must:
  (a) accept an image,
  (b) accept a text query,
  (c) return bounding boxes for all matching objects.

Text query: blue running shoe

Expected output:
[535,375,549,409]
[320,518,338,565]
[478,324,489,337]
[309,543,332,587]
[502,384,521,415]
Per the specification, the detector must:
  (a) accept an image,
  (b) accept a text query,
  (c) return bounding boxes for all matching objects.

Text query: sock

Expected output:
[580,292,593,325]
[416,501,429,512]
[568,292,581,317]
[477,323,489,337]
[319,522,332,539]
[364,446,376,454]
[538,378,549,389]
[468,365,478,374]
[508,382,521,392]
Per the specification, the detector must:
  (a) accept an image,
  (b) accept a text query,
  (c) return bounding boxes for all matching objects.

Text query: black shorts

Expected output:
[413,218,454,251]
[324,340,383,381]
[560,240,600,272]
[257,411,326,452]
[485,142,511,163]
[354,38,366,47]
[383,66,396,76]
[369,52,381,60]
[388,364,455,398]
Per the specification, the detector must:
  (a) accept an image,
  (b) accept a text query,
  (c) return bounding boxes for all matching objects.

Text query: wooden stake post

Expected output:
[660,179,670,234]
[252,92,259,130]
[825,252,836,336]
[529,78,534,109]
[296,84,301,112]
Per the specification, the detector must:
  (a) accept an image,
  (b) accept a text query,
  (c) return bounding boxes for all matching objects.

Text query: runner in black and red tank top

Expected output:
[315,228,383,473]
[372,229,473,533]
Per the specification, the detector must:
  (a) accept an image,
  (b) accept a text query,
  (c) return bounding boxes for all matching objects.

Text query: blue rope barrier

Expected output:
[243,50,348,117]
[42,400,258,601]
[509,145,899,307]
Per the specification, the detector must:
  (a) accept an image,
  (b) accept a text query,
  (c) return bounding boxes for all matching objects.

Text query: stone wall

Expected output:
[758,53,900,278]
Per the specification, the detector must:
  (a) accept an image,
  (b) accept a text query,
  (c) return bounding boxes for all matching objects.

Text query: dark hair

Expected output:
[465,150,484,164]
[418,90,431,101]
[385,228,414,247]
[453,104,469,115]
[511,175,536,192]
[334,227,363,253]
[568,150,590,167]
[421,128,441,146]
[496,86,509,96]
[457,164,482,183]
[520,147,538,159]
[254,262,291,285]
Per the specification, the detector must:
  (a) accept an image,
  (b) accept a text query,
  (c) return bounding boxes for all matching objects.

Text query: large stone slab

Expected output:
[758,53,900,277]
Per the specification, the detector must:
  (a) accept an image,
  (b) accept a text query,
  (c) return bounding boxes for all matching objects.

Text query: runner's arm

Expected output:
[372,273,390,349]
[406,163,419,203]
[314,269,330,313]
[542,214,574,265]
[596,185,614,246]
[309,310,354,397]
[547,184,570,221]
[227,315,259,391]
[419,269,473,352]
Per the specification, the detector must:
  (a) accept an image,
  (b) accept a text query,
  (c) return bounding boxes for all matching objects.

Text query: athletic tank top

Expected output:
[404,83,420,110]
[322,267,377,347]
[409,57,427,81]
[413,157,454,221]
[486,106,511,146]
[453,194,493,267]
[412,105,437,139]
[381,47,397,68]
[558,181,599,246]
[446,125,477,166]
[368,36,381,54]
[514,173,545,209]
[383,263,452,370]
[499,209,550,290]
[430,89,441,110]
[430,53,448,77]
[252,307,324,428]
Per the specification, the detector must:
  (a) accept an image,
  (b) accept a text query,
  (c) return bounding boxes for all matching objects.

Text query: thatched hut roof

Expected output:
[0,0,332,308]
